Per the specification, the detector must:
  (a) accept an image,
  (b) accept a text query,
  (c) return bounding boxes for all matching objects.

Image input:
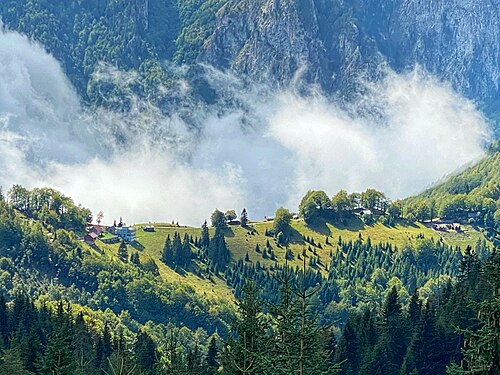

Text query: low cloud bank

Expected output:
[0,28,491,225]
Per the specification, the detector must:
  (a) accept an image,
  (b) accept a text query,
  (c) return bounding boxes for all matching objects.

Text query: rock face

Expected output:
[199,0,499,118]
[358,0,500,114]
[134,0,149,32]
[200,0,380,95]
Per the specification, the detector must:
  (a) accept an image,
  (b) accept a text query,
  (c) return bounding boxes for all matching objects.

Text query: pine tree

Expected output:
[201,220,210,249]
[208,230,230,272]
[172,232,183,266]
[363,287,407,375]
[186,345,204,375]
[36,303,74,375]
[179,233,192,267]
[206,336,219,374]
[221,282,270,375]
[134,331,156,374]
[241,208,248,227]
[118,241,128,262]
[0,347,32,375]
[448,250,500,374]
[72,313,97,375]
[130,252,141,265]
[162,235,173,265]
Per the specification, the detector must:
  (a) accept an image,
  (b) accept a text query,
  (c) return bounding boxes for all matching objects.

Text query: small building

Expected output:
[143,225,155,232]
[89,224,106,235]
[115,226,137,242]
[227,219,241,226]
[84,232,98,245]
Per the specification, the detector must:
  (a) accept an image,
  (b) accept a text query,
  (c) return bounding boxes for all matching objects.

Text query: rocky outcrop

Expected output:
[199,0,499,119]
[199,0,380,95]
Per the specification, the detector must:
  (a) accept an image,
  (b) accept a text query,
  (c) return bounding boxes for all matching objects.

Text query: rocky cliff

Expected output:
[199,0,499,121]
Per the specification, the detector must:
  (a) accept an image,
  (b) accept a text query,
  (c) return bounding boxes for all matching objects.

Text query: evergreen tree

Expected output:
[36,303,74,375]
[448,250,500,374]
[221,282,270,375]
[208,230,230,272]
[0,347,33,375]
[201,220,210,249]
[72,313,97,375]
[162,235,173,265]
[118,241,128,262]
[130,252,141,265]
[206,336,219,374]
[241,208,248,227]
[172,232,183,266]
[134,331,156,374]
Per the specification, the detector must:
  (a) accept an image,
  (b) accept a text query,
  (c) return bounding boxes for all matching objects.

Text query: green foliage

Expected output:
[240,208,248,227]
[273,207,292,235]
[299,190,333,223]
[332,190,354,218]
[8,185,91,233]
[211,209,227,230]
[208,229,230,273]
[404,151,500,238]
[118,241,129,262]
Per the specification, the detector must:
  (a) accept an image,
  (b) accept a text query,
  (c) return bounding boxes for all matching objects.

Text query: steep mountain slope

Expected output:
[0,0,498,127]
[199,0,380,97]
[356,0,500,117]
[199,0,499,117]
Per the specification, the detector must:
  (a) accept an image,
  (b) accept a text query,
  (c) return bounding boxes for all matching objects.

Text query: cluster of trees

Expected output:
[335,246,500,375]
[8,185,91,233]
[2,247,499,375]
[1,183,498,374]
[0,189,231,334]
[299,189,390,223]
[402,151,500,244]
[0,295,222,375]
[0,0,227,104]
[221,276,341,375]
[162,232,192,268]
[225,234,485,328]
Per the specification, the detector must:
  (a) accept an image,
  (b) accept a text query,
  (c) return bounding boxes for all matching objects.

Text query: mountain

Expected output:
[0,0,498,129]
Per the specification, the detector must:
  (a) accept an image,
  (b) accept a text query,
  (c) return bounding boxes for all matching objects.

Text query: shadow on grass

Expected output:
[307,218,335,236]
[288,226,306,244]
[396,219,420,228]
[335,216,366,232]
[130,241,145,251]
[223,227,235,238]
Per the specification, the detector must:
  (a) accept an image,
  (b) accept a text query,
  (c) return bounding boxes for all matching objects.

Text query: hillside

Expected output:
[0,183,497,374]
[403,147,500,245]
[129,218,487,273]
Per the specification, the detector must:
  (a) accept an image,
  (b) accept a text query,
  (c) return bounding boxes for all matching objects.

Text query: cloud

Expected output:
[0,28,491,225]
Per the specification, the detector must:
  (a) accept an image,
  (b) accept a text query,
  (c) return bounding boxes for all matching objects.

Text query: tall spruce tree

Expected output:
[162,235,173,265]
[222,282,270,375]
[118,241,128,263]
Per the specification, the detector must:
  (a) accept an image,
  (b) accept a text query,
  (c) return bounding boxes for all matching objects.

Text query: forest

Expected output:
[0,157,498,374]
